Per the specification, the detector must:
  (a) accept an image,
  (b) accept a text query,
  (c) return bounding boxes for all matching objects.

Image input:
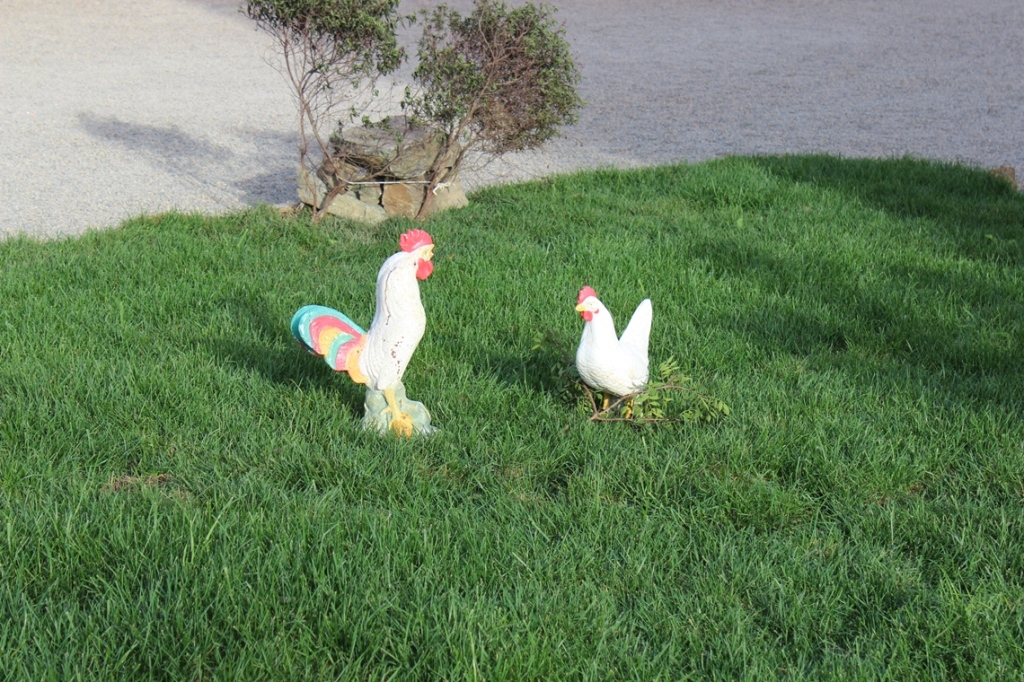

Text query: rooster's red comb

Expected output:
[400,229,433,253]
[577,286,597,304]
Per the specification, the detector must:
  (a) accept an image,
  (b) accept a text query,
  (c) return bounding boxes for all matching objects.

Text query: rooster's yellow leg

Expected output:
[383,387,415,437]
[601,394,611,411]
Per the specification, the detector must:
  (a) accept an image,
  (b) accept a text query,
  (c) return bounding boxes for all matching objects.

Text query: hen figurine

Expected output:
[574,286,653,412]
[291,229,436,437]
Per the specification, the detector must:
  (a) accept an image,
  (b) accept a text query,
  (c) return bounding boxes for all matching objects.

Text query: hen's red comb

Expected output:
[400,229,433,252]
[577,286,597,304]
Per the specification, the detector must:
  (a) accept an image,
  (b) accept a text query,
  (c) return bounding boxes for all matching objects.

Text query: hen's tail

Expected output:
[291,305,367,375]
[619,299,653,357]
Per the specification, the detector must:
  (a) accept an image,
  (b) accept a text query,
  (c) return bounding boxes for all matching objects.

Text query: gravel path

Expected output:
[3,0,1022,238]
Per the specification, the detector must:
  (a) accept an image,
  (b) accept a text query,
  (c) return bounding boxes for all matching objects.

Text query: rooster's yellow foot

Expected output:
[389,411,415,438]
[382,387,416,437]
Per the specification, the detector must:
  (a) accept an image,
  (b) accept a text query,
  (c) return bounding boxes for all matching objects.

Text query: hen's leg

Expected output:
[383,386,415,437]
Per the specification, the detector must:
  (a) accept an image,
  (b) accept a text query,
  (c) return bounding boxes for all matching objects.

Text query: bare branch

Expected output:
[245,0,405,220]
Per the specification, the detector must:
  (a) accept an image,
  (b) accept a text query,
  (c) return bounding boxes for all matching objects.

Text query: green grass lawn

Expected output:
[1,155,1023,679]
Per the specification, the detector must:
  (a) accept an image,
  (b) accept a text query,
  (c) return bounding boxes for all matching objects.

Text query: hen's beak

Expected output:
[575,303,594,322]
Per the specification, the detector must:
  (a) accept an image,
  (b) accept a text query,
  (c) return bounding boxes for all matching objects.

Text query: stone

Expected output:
[991,165,1018,190]
[425,177,469,215]
[354,182,383,206]
[382,182,425,219]
[305,117,472,220]
[297,168,388,224]
[321,158,364,181]
[330,116,460,179]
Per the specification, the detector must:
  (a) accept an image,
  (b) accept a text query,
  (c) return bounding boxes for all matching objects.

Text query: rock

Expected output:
[321,158,364,181]
[425,177,469,214]
[382,182,425,219]
[303,117,472,220]
[354,182,383,206]
[297,168,388,224]
[991,165,1018,190]
[331,116,461,179]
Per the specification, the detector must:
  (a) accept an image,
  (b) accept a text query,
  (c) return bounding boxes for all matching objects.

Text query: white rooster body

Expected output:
[358,247,430,392]
[575,286,653,399]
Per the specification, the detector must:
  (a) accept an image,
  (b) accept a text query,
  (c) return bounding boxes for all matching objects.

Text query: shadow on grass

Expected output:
[748,154,1024,265]
[662,155,1023,409]
[200,296,367,412]
[687,233,1022,411]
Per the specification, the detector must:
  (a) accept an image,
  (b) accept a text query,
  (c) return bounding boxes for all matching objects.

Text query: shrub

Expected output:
[409,0,583,218]
[245,0,406,220]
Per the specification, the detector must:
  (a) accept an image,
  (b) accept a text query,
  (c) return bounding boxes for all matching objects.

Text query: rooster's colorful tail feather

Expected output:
[291,305,367,374]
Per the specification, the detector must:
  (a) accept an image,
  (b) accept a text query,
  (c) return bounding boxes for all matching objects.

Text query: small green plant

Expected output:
[408,0,583,219]
[597,356,732,425]
[531,333,731,425]
[580,355,731,425]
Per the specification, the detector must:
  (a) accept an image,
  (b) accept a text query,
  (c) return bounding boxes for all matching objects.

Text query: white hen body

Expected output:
[575,297,653,397]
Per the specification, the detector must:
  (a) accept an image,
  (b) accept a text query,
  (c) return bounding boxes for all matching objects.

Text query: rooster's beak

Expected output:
[574,303,586,313]
[415,245,435,280]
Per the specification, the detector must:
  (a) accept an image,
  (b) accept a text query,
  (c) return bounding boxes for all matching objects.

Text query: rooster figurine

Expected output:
[574,286,653,413]
[291,229,436,437]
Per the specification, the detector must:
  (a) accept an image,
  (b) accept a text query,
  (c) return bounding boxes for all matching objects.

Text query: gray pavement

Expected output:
[2,0,1022,238]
